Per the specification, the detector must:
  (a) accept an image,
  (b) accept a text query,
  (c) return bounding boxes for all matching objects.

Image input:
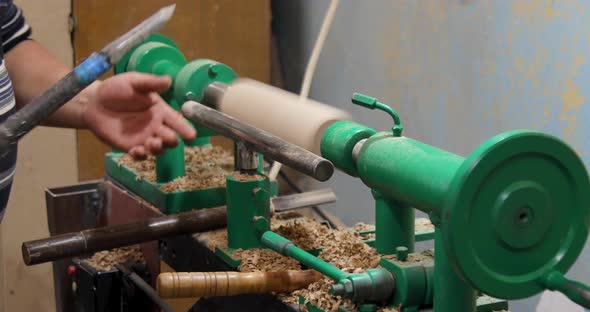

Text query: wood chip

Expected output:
[353,222,376,240]
[229,172,266,182]
[117,145,234,192]
[196,210,399,310]
[233,248,301,272]
[84,245,145,272]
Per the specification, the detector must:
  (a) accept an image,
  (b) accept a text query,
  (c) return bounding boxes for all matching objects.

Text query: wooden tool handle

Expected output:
[157,270,322,299]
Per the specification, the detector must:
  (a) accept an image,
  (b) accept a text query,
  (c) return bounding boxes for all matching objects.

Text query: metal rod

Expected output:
[272,188,337,213]
[22,207,227,265]
[118,265,175,312]
[22,189,337,266]
[276,168,339,229]
[181,101,334,182]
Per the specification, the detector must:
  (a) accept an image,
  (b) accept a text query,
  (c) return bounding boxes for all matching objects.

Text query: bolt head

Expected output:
[208,64,220,77]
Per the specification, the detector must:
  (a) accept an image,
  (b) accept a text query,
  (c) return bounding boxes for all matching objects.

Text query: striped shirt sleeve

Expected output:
[0,3,31,53]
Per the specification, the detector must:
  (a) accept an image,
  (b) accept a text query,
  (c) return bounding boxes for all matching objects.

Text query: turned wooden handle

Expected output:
[157,270,322,298]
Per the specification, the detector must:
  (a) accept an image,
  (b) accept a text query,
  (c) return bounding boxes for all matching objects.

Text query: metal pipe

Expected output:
[181,101,334,182]
[272,188,337,213]
[22,207,227,265]
[23,190,337,266]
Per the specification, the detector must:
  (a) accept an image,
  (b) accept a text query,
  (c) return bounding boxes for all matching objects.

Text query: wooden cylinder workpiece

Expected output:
[218,78,351,154]
[157,270,322,298]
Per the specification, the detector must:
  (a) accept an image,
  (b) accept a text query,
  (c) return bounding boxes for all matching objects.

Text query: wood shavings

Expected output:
[272,217,330,250]
[118,145,234,192]
[353,222,375,240]
[288,227,381,311]
[229,172,265,182]
[382,249,434,265]
[196,228,228,250]
[197,213,391,311]
[233,248,301,272]
[195,213,308,251]
[84,245,145,272]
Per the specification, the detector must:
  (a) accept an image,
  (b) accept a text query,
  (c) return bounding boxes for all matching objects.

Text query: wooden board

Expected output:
[73,0,271,181]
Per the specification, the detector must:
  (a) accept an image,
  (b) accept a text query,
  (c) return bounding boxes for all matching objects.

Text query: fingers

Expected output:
[146,137,164,156]
[128,128,175,160]
[162,105,197,141]
[129,138,165,157]
[156,125,179,148]
[129,146,148,160]
[128,73,172,94]
[96,74,168,112]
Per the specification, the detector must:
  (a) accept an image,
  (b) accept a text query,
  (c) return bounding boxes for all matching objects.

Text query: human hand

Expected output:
[82,72,196,159]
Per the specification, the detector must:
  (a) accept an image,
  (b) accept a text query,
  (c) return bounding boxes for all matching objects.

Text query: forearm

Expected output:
[4,39,99,129]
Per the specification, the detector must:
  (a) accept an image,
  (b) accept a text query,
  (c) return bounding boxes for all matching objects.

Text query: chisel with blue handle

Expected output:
[0,4,176,156]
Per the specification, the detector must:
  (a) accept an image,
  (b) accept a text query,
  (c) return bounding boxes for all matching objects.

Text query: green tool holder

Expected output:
[215,173,272,267]
[105,34,239,213]
[226,174,271,250]
[320,92,590,310]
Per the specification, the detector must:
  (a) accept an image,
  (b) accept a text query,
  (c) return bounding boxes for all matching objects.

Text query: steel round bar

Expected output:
[22,206,227,265]
[181,101,334,181]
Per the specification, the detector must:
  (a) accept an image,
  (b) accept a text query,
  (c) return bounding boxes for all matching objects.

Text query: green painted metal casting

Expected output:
[115,34,238,182]
[226,175,271,250]
[372,189,414,255]
[320,94,590,311]
[320,121,376,177]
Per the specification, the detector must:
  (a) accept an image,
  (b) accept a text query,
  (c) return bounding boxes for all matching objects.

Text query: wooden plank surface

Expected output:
[73,0,271,181]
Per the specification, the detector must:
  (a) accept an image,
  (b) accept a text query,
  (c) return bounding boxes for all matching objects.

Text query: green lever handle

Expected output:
[542,270,590,309]
[351,93,403,136]
[261,231,349,281]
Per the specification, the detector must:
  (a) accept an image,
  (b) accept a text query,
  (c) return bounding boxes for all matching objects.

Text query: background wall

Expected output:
[0,1,76,311]
[272,0,590,311]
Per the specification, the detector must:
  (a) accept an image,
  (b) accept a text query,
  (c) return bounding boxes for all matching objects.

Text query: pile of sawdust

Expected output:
[198,228,228,250]
[272,217,330,250]
[353,222,376,240]
[84,245,145,271]
[287,228,381,311]
[197,214,393,311]
[229,172,265,182]
[233,248,301,272]
[196,212,315,251]
[117,145,234,192]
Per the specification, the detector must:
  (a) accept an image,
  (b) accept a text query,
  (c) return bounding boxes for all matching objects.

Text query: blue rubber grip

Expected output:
[74,53,110,84]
